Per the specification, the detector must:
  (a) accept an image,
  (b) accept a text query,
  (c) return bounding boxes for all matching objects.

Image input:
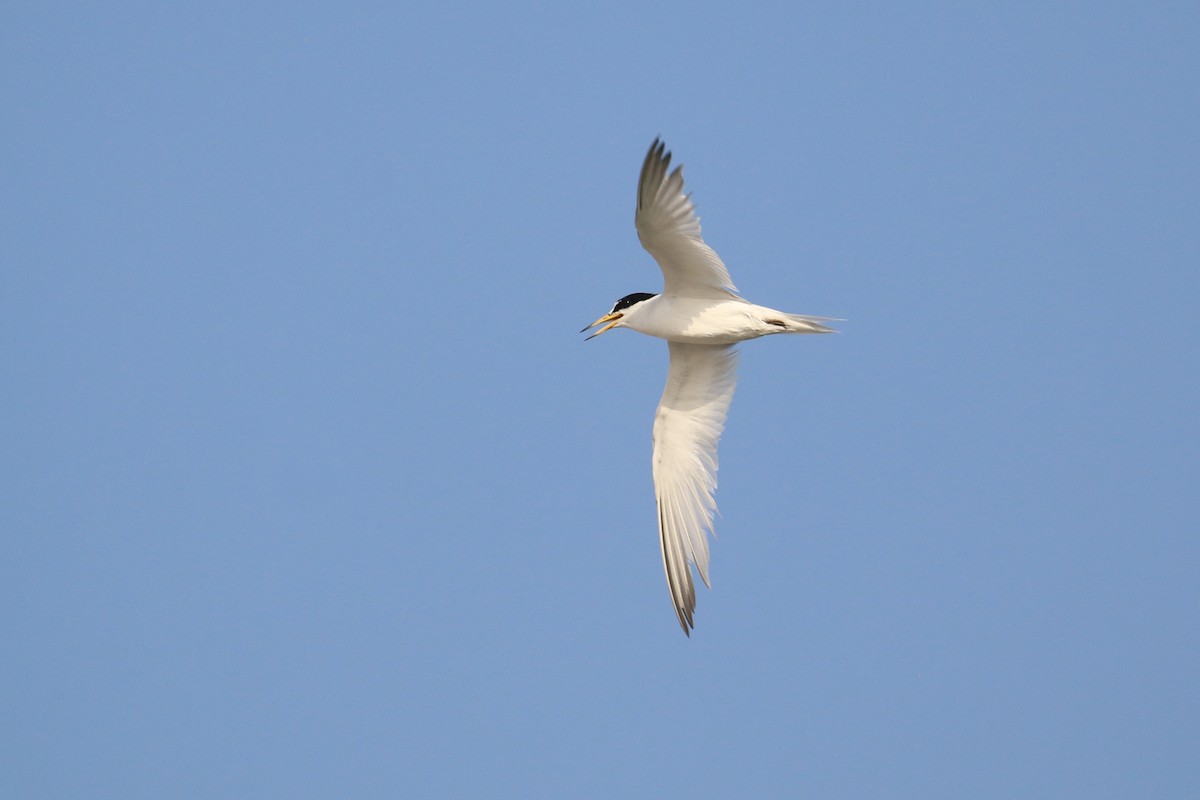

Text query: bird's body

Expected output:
[584,138,836,635]
[614,294,834,344]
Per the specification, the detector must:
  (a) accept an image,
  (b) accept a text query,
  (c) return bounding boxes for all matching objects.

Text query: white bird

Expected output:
[583,138,837,635]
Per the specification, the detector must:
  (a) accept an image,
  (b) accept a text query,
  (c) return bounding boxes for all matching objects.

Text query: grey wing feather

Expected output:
[635,139,738,299]
[652,342,739,634]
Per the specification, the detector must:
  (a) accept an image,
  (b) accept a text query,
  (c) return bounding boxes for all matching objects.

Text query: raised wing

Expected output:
[636,138,738,299]
[652,342,739,634]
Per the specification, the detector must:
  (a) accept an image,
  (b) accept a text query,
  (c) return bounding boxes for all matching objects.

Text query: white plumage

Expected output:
[584,138,837,634]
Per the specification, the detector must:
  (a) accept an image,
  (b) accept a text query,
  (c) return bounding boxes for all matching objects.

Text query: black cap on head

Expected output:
[611,292,657,314]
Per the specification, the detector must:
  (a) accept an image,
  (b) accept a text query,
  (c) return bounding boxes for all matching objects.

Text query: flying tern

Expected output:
[583,138,837,635]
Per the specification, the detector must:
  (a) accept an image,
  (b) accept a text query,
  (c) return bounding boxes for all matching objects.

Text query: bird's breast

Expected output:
[624,297,769,344]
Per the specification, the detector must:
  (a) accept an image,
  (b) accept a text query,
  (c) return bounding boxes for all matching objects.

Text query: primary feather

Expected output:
[636,139,737,298]
[653,342,738,633]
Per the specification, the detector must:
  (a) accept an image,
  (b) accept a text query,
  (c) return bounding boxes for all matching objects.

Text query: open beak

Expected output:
[581,312,622,340]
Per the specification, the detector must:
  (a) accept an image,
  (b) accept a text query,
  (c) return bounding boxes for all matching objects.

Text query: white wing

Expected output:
[653,341,739,634]
[636,139,738,299]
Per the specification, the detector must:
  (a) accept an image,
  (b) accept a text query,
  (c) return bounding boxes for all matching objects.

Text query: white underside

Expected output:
[618,294,833,344]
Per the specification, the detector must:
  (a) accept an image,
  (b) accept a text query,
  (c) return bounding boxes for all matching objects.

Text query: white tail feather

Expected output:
[783,313,839,334]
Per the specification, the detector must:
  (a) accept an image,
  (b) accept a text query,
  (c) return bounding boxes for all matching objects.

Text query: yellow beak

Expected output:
[581,312,623,340]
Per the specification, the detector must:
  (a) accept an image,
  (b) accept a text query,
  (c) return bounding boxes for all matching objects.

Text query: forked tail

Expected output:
[784,313,839,333]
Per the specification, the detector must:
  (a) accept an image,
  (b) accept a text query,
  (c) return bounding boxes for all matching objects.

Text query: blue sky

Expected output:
[3,2,1198,797]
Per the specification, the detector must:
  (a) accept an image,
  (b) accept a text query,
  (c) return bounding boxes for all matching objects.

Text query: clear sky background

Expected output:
[3,2,1198,798]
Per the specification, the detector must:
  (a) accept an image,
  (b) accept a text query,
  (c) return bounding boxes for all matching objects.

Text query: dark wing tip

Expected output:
[638,137,672,213]
[673,588,695,636]
[660,502,697,636]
